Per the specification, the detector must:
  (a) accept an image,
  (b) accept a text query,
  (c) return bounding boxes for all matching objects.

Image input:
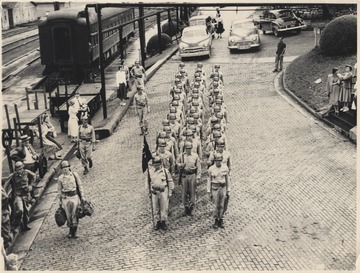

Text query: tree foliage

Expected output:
[320,15,357,56]
[146,33,172,55]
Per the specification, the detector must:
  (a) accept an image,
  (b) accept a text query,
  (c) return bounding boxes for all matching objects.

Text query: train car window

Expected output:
[52,27,72,63]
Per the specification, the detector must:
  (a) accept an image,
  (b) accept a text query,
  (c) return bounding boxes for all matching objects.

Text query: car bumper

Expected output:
[278,25,304,32]
[228,42,260,50]
[179,48,210,57]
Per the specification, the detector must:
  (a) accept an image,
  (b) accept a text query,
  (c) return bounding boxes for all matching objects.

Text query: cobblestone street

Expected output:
[19,55,356,270]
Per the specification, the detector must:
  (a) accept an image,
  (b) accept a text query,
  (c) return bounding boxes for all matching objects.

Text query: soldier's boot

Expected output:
[188,206,194,216]
[183,207,189,217]
[88,158,93,168]
[161,221,168,230]
[72,226,78,238]
[218,219,225,229]
[144,127,149,135]
[83,167,89,175]
[22,218,31,231]
[154,221,161,230]
[140,127,144,135]
[212,219,219,229]
[67,228,73,238]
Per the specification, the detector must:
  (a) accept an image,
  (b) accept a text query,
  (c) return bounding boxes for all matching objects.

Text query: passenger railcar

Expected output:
[38,7,135,83]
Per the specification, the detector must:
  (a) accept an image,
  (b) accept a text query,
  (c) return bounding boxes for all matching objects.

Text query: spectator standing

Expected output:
[339,65,353,112]
[215,14,225,38]
[134,86,150,135]
[116,65,128,106]
[273,37,286,72]
[326,67,341,115]
[57,160,85,238]
[130,60,146,88]
[67,100,78,143]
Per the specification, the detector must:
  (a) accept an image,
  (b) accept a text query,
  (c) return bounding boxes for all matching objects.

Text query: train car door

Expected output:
[52,25,73,64]
[8,9,14,28]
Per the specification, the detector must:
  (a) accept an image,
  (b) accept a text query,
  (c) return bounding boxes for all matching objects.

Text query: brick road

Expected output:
[19,11,355,271]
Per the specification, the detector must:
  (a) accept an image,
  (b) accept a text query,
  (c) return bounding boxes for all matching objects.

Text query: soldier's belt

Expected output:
[211,182,226,189]
[80,139,92,142]
[62,190,77,197]
[151,186,167,194]
[182,169,197,175]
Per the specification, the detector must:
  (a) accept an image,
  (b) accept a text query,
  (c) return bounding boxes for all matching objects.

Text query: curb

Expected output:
[280,68,355,141]
[95,46,179,139]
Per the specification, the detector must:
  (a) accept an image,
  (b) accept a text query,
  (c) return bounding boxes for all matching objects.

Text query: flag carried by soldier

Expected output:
[142,135,153,172]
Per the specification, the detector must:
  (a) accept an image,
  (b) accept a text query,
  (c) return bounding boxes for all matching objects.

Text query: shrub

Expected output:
[146,33,172,55]
[320,15,357,56]
[161,21,176,37]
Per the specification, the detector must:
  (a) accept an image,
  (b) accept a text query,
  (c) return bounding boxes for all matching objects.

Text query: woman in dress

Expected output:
[57,160,85,238]
[326,67,341,115]
[215,14,225,38]
[339,65,353,112]
[68,100,78,142]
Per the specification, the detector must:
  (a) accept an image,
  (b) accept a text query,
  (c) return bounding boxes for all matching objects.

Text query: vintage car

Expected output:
[253,9,306,36]
[188,14,216,37]
[228,19,261,52]
[179,25,212,59]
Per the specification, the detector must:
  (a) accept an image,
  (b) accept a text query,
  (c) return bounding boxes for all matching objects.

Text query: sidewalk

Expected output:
[5,22,179,256]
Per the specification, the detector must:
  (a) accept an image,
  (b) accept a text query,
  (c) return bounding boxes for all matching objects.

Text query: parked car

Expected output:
[253,9,306,36]
[179,25,212,59]
[189,14,216,37]
[228,19,261,53]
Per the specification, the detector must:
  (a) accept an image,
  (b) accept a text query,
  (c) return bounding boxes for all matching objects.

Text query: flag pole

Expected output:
[143,135,155,229]
[147,165,155,229]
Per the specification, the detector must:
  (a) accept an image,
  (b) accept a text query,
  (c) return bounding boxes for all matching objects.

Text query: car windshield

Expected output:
[232,22,254,30]
[189,19,206,26]
[278,10,293,18]
[183,28,207,38]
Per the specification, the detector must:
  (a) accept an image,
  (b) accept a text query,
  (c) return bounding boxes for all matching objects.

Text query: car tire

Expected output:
[296,29,301,34]
[229,49,236,54]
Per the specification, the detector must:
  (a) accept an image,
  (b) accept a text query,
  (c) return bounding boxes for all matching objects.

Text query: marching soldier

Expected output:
[176,142,201,216]
[146,156,174,230]
[168,113,182,141]
[134,86,150,135]
[208,139,231,173]
[156,139,175,173]
[130,60,146,88]
[207,153,230,229]
[9,161,37,231]
[77,115,96,175]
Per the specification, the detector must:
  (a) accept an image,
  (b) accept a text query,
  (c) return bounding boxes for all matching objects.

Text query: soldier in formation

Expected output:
[145,63,232,230]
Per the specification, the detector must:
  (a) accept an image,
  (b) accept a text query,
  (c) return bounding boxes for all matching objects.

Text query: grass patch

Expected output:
[285,47,356,111]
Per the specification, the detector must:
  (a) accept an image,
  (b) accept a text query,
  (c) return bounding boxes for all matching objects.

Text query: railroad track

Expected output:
[2,34,39,54]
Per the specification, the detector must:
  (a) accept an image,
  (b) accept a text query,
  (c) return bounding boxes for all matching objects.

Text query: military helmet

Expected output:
[158,131,167,138]
[175,73,182,79]
[163,126,172,133]
[195,77,201,82]
[172,101,179,106]
[184,129,193,136]
[179,62,185,68]
[162,118,170,126]
[192,112,200,119]
[214,153,223,161]
[192,93,199,99]
[158,138,167,147]
[216,112,224,119]
[194,72,200,78]
[217,138,225,146]
[15,161,24,170]
[213,88,220,94]
[169,106,177,113]
[213,131,222,138]
[197,62,203,68]
[189,125,197,132]
[210,116,218,124]
[184,141,193,149]
[213,82,219,87]
[168,113,177,120]
[192,88,199,93]
[214,64,220,69]
[180,69,186,74]
[173,94,180,100]
[189,107,197,114]
[213,105,221,112]
[196,67,202,72]
[215,98,222,104]
[60,160,70,169]
[213,123,221,130]
[152,156,162,165]
[192,100,200,107]
[217,94,224,101]
[176,84,183,89]
[187,117,195,124]
[194,82,200,87]
[175,78,181,83]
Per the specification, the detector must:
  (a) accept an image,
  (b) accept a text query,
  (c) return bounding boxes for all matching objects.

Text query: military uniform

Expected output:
[177,145,201,216]
[134,90,149,135]
[147,159,174,230]
[207,155,230,229]
[10,135,39,173]
[130,64,146,88]
[77,118,96,175]
[9,163,37,231]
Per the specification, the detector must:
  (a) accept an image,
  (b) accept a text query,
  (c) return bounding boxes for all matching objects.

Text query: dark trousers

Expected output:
[117,83,127,100]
